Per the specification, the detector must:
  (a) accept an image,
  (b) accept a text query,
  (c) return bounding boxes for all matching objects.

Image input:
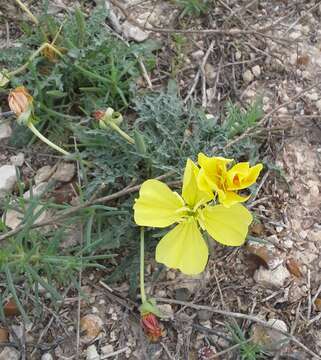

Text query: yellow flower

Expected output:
[197,153,263,207]
[8,86,33,117]
[134,159,252,275]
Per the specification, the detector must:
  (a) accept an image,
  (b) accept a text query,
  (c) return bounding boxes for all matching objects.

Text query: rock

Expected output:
[306,92,319,101]
[246,241,282,270]
[191,50,205,60]
[52,163,75,182]
[0,347,19,360]
[35,165,53,184]
[243,70,254,83]
[86,345,100,360]
[251,318,289,353]
[4,205,49,230]
[254,264,290,288]
[235,51,242,60]
[204,63,216,81]
[101,344,114,355]
[23,182,48,199]
[41,354,53,360]
[158,304,174,320]
[0,123,12,140]
[197,309,212,322]
[80,314,103,343]
[166,270,176,281]
[122,20,149,42]
[0,165,17,197]
[252,65,261,77]
[10,153,25,167]
[316,99,321,112]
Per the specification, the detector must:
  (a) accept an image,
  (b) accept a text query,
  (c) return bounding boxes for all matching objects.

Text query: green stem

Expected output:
[15,0,39,25]
[28,122,70,156]
[140,227,147,304]
[109,122,135,145]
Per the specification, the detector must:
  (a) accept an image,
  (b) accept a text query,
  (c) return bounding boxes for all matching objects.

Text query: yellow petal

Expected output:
[155,218,208,275]
[218,190,250,207]
[201,203,252,246]
[134,180,185,227]
[182,159,213,208]
[197,152,233,192]
[227,162,263,190]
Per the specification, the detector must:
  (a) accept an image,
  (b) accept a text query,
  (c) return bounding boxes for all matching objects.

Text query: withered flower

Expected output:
[8,86,33,117]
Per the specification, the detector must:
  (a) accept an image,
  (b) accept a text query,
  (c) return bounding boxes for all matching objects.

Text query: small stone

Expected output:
[197,309,212,322]
[122,21,149,42]
[306,92,319,101]
[254,265,290,288]
[158,304,174,320]
[276,226,283,233]
[35,165,53,184]
[86,345,99,360]
[10,153,25,167]
[166,270,176,281]
[0,347,19,360]
[3,205,49,230]
[41,354,53,360]
[242,70,254,83]
[0,165,17,197]
[235,51,242,60]
[191,50,205,60]
[251,318,288,353]
[316,99,321,112]
[101,344,114,355]
[174,288,190,301]
[252,65,261,77]
[204,63,216,81]
[283,239,293,249]
[23,182,48,199]
[52,163,75,182]
[0,123,12,140]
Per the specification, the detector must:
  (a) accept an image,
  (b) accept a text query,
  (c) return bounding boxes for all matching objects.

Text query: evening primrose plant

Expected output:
[134,157,262,275]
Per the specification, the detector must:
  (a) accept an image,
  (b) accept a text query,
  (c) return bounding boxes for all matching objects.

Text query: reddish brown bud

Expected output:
[92,110,105,121]
[141,313,163,342]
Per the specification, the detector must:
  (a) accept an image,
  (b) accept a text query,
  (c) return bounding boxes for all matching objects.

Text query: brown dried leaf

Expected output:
[296,54,310,66]
[286,258,303,278]
[0,328,9,343]
[246,244,271,269]
[4,299,19,316]
[314,298,321,311]
[250,223,265,236]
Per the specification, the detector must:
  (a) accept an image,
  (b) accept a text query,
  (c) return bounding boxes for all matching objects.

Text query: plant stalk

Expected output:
[28,122,70,156]
[15,0,39,25]
[109,122,135,144]
[140,227,147,304]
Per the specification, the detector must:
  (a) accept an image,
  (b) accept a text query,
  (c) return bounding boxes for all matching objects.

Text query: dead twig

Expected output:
[184,40,215,104]
[154,297,321,359]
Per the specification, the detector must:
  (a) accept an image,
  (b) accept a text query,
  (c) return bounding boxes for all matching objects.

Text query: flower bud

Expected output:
[8,86,33,117]
[141,313,163,342]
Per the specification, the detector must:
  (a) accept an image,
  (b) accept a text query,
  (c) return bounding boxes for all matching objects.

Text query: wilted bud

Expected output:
[8,86,33,117]
[141,313,163,342]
